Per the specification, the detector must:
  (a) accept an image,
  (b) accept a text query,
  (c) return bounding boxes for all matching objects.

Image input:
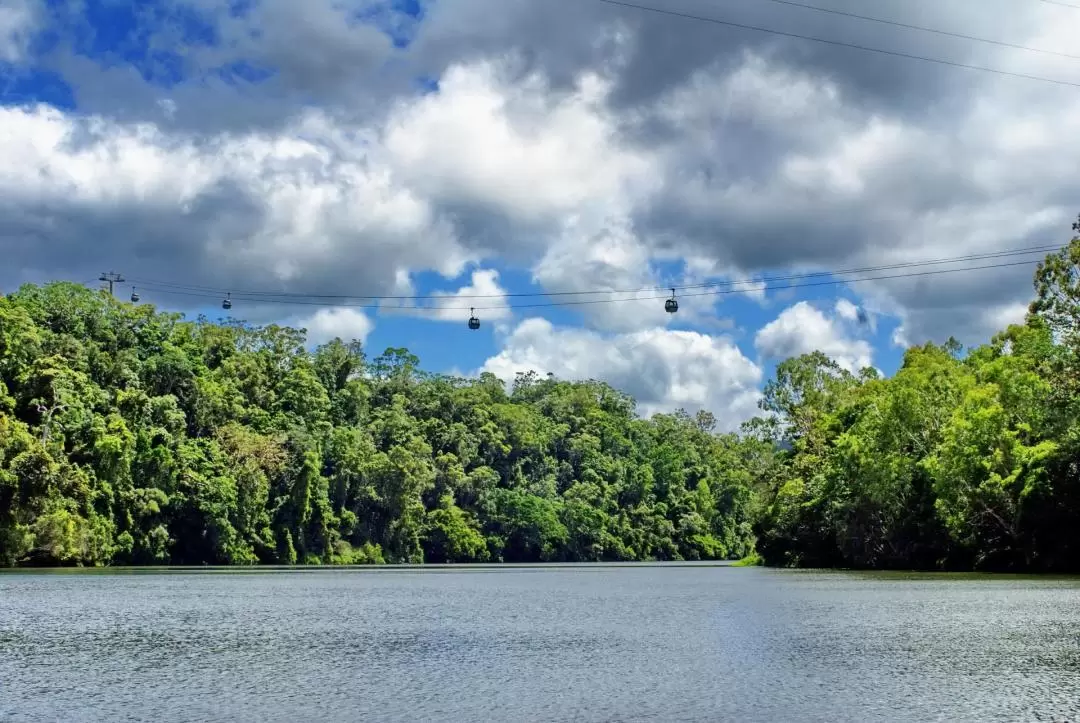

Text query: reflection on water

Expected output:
[1,566,1078,722]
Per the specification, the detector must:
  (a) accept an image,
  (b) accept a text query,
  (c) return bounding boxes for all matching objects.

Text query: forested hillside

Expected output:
[4,227,1080,570]
[0,281,767,566]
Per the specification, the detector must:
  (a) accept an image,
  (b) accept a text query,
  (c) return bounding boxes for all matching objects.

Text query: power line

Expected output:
[653,245,1058,293]
[128,257,1050,313]
[126,245,1060,302]
[1040,0,1080,8]
[754,0,1080,60]
[587,0,1080,88]
[652,258,1043,305]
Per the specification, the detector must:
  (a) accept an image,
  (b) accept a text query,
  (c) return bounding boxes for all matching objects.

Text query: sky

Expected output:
[1,0,1077,429]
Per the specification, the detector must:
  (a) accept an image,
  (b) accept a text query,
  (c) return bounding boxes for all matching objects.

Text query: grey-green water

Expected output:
[1,564,1079,722]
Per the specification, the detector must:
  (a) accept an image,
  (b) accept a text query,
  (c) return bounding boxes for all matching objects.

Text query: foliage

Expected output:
[750,219,1080,571]
[0,287,760,566]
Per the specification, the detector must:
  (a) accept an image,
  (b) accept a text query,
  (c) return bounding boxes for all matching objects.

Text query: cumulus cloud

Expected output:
[0,104,468,297]
[425,269,511,323]
[382,57,664,334]
[835,298,860,322]
[892,299,1030,351]
[294,307,374,347]
[384,61,655,230]
[637,40,1076,344]
[481,318,762,427]
[530,220,673,332]
[755,301,873,373]
[0,57,657,301]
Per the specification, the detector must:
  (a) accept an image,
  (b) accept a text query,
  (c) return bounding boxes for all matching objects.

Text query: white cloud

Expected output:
[835,298,860,322]
[683,255,768,304]
[378,58,669,335]
[892,299,1030,351]
[426,269,511,322]
[295,307,374,347]
[643,42,1077,345]
[0,58,663,314]
[755,301,873,373]
[0,0,37,63]
[891,325,909,350]
[481,318,762,427]
[384,61,656,229]
[0,104,469,294]
[984,301,1029,331]
[530,220,671,331]
[659,53,846,146]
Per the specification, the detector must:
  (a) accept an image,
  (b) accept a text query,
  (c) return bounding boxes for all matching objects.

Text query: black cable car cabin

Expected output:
[665,289,678,313]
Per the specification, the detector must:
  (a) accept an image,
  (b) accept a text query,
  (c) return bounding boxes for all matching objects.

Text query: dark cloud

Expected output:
[408,0,1051,118]
[0,179,260,289]
[405,0,614,94]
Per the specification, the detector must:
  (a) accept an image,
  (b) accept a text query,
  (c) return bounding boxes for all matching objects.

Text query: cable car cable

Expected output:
[126,244,1061,303]
[127,257,1048,312]
[752,0,1080,60]
[585,0,1080,88]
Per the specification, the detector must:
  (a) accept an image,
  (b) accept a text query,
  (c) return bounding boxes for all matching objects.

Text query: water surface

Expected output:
[2,564,1078,722]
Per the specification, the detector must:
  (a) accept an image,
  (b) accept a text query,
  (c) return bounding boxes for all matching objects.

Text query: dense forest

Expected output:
[4,225,1080,570]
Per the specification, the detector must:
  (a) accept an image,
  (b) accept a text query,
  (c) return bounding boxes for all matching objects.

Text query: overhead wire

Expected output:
[125,245,1061,304]
[752,0,1080,60]
[585,0,1080,88]
[127,254,1057,313]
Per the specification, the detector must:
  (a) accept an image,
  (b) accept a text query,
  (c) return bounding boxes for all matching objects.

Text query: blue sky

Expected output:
[1,0,1070,427]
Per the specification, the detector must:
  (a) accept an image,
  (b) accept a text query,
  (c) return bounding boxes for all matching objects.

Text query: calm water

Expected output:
[1,564,1079,722]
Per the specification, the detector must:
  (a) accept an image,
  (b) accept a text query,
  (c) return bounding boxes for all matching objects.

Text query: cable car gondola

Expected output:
[130,287,140,303]
[468,308,480,330]
[222,293,232,311]
[664,288,678,314]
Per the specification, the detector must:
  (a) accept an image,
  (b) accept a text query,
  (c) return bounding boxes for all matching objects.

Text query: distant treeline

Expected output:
[3,221,1080,570]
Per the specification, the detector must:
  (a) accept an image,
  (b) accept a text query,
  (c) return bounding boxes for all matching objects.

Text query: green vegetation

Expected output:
[733,552,763,567]
[0,282,762,567]
[4,222,1080,571]
[753,219,1080,572]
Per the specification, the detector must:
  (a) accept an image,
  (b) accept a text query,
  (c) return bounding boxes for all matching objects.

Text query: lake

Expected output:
[1,564,1078,722]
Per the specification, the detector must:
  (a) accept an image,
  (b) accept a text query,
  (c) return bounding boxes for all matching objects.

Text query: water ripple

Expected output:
[1,567,1078,722]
